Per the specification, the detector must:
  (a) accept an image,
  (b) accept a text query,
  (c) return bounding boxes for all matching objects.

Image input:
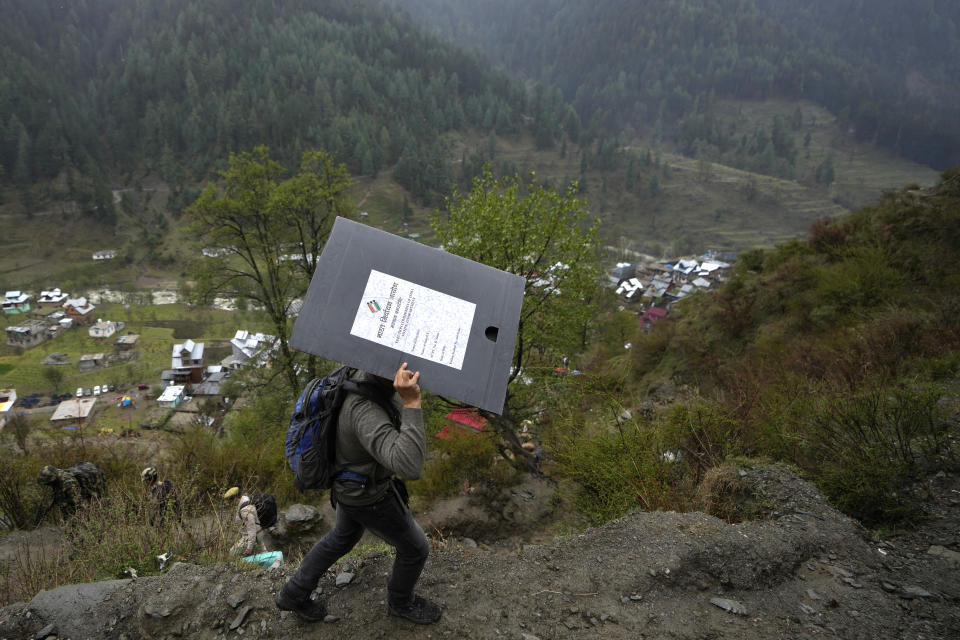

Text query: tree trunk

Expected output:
[488,412,539,474]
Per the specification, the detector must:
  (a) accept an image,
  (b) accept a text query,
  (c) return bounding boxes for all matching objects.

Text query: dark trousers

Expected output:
[284,490,429,607]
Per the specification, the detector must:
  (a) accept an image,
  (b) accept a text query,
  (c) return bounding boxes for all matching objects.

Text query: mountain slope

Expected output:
[0,0,557,203]
[390,0,960,169]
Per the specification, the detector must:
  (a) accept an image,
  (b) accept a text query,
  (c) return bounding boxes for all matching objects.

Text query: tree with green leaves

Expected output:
[185,146,353,389]
[42,366,65,393]
[431,169,602,470]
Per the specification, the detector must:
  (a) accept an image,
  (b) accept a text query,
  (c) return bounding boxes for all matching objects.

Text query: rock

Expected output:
[226,594,245,609]
[880,581,898,593]
[799,604,816,615]
[35,623,56,638]
[462,537,478,548]
[826,565,853,579]
[324,614,340,623]
[806,588,821,600]
[842,577,863,588]
[900,586,937,600]
[521,633,542,640]
[335,572,355,587]
[142,603,172,618]
[926,545,960,568]
[710,598,747,616]
[284,503,321,525]
[229,605,251,630]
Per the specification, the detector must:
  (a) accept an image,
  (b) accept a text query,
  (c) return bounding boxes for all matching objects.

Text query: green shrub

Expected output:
[551,413,687,524]
[415,429,519,502]
[1,478,237,606]
[0,454,49,529]
[804,386,948,526]
[658,403,746,481]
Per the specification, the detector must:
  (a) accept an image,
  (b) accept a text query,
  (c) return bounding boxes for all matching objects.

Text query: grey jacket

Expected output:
[331,370,426,506]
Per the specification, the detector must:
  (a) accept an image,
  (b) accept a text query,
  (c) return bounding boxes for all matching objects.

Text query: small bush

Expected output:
[0,455,49,529]
[658,403,746,484]
[805,386,948,526]
[551,413,688,524]
[697,464,769,523]
[416,429,519,502]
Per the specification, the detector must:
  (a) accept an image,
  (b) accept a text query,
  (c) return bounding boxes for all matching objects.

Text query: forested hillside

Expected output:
[390,0,960,170]
[0,0,563,207]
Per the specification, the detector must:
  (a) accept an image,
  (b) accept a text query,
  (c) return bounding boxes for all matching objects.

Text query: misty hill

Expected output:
[389,0,960,170]
[0,0,561,205]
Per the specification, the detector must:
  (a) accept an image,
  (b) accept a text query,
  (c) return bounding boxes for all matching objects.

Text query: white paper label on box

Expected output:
[349,269,476,370]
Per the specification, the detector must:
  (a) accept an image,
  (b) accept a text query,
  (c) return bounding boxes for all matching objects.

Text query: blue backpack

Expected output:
[285,366,397,492]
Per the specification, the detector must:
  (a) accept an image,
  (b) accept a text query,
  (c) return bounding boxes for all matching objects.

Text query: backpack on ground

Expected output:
[250,492,278,528]
[284,366,398,492]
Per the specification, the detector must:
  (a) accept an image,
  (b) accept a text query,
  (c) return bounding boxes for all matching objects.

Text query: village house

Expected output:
[641,306,669,333]
[608,262,636,285]
[615,277,645,301]
[0,389,17,429]
[54,314,73,332]
[78,353,105,372]
[36,288,69,310]
[89,319,124,339]
[171,339,205,384]
[116,334,140,351]
[50,397,96,424]
[191,366,230,396]
[2,291,31,315]
[92,249,117,260]
[157,385,186,409]
[227,330,276,369]
[5,319,49,348]
[63,297,96,326]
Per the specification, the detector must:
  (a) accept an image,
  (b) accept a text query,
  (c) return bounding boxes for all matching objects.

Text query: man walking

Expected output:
[141,466,181,526]
[223,487,274,556]
[275,363,440,625]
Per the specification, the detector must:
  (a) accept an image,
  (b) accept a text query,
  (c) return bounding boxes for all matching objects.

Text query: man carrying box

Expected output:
[275,363,441,625]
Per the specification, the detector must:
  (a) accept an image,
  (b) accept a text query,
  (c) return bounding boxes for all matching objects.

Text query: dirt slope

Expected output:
[2,465,958,640]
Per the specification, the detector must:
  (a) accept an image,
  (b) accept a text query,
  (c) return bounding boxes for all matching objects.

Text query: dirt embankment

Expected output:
[1,465,959,640]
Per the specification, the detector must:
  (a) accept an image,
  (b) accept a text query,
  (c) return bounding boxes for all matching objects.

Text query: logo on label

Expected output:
[366,300,381,313]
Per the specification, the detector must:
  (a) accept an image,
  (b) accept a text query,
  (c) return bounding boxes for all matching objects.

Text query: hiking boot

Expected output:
[387,595,442,624]
[275,589,327,622]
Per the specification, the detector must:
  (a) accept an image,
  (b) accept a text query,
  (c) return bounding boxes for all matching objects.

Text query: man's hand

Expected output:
[393,362,421,409]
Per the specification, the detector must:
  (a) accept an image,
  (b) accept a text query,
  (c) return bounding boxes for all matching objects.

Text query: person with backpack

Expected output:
[275,362,440,625]
[223,487,276,556]
[36,462,105,518]
[141,466,182,526]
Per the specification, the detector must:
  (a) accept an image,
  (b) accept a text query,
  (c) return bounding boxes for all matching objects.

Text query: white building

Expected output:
[157,385,186,408]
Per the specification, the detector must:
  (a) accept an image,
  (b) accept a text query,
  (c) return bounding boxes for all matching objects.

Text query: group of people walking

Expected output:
[34,362,441,626]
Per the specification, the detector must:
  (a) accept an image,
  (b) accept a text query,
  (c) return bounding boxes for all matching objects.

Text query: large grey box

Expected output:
[290,217,524,414]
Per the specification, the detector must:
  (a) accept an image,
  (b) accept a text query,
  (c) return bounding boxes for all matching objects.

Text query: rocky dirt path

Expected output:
[2,465,958,640]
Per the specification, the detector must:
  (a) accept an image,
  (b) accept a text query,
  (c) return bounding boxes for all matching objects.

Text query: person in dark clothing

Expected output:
[275,363,441,625]
[141,466,181,526]
[36,462,105,517]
